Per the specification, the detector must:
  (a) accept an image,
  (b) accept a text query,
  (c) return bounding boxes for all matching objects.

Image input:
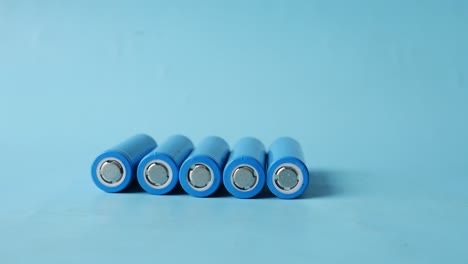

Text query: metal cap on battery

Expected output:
[232,166,257,190]
[188,164,212,189]
[100,160,124,184]
[274,166,299,190]
[145,162,169,186]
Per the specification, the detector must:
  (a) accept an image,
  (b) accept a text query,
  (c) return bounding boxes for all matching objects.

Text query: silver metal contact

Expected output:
[188,164,212,189]
[145,162,169,186]
[274,166,299,191]
[99,160,124,184]
[232,166,257,191]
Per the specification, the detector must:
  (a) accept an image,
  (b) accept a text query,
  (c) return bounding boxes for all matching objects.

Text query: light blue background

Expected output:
[1,0,467,263]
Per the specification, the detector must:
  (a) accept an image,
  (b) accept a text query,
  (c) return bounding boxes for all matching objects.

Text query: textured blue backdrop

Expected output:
[1,0,467,263]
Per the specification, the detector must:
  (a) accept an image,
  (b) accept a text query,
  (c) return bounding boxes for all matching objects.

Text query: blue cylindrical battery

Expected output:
[137,135,194,195]
[267,137,309,199]
[179,136,230,197]
[223,137,266,199]
[91,134,157,193]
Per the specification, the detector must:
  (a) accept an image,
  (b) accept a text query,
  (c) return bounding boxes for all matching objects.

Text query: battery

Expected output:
[179,136,230,197]
[137,135,194,195]
[267,137,309,199]
[223,137,266,199]
[91,134,157,193]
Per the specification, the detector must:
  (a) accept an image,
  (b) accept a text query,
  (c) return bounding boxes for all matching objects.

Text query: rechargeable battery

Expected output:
[223,137,266,199]
[137,135,194,195]
[179,136,229,197]
[91,134,157,193]
[267,137,309,199]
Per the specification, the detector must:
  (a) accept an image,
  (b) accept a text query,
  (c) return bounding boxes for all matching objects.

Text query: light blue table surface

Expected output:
[1,1,467,263]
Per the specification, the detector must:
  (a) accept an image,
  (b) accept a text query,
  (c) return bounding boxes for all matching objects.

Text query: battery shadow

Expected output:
[165,183,187,195]
[255,186,276,199]
[120,180,145,193]
[211,184,232,198]
[299,169,346,199]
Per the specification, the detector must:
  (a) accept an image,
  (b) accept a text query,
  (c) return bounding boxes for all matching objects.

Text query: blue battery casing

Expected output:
[91,134,157,193]
[137,135,194,195]
[223,137,266,199]
[179,136,230,197]
[267,137,309,199]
